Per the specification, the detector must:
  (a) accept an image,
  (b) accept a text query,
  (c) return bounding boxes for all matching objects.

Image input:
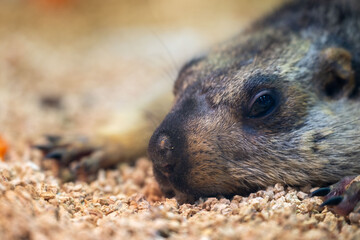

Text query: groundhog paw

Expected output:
[33,135,105,181]
[310,176,360,216]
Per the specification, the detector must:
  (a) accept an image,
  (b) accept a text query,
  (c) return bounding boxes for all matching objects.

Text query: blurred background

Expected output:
[0,0,285,157]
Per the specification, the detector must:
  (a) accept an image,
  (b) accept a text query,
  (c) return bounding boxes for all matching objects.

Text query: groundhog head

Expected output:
[148,23,360,202]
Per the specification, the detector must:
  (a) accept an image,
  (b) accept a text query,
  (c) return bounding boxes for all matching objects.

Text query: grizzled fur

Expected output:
[148,0,360,202]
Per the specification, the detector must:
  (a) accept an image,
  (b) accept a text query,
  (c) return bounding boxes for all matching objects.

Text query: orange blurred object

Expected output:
[0,136,8,161]
[29,0,74,9]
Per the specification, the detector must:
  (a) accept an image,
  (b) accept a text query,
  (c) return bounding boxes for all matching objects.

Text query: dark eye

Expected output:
[248,90,277,118]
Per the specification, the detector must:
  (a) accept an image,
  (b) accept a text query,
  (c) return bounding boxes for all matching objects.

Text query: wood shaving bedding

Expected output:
[1,158,360,240]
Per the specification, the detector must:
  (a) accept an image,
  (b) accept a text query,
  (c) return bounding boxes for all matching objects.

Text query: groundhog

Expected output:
[38,0,360,215]
[147,0,360,213]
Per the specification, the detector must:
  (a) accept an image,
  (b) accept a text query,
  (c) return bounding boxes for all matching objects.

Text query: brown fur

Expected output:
[148,0,360,202]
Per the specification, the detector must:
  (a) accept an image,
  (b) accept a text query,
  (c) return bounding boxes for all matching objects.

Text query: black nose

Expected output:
[149,133,176,175]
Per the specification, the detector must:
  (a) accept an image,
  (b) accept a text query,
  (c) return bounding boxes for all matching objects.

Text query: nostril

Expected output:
[157,135,172,152]
[156,134,174,159]
[150,133,177,175]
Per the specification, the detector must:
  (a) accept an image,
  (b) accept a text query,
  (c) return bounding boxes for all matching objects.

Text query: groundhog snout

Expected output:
[149,94,208,176]
[148,131,177,176]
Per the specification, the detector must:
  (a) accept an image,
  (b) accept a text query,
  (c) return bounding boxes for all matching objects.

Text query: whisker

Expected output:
[150,30,180,75]
[145,0,180,75]
[160,68,177,84]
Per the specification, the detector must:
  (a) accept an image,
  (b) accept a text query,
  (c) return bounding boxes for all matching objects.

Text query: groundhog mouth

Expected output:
[151,158,254,203]
[151,165,192,202]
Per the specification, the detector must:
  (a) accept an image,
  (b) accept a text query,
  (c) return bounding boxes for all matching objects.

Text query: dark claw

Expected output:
[311,176,360,216]
[48,147,95,164]
[32,144,54,153]
[45,150,65,160]
[310,187,331,197]
[34,135,108,182]
[321,196,343,207]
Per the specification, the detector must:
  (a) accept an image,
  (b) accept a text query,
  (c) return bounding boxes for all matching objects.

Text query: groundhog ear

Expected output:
[316,47,355,99]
